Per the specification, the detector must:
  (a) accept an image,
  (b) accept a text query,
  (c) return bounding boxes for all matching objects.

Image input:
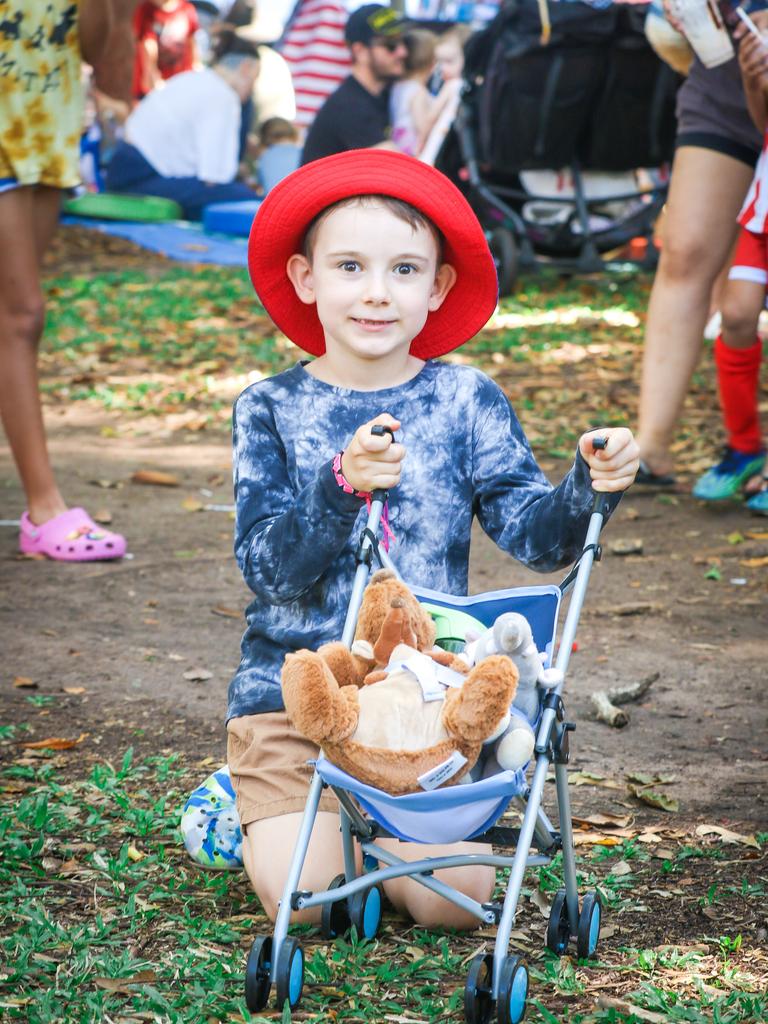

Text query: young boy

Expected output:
[229,149,639,928]
[692,14,768,513]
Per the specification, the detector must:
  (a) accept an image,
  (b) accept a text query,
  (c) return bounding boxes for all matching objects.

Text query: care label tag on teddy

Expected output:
[417,751,468,791]
[400,651,446,702]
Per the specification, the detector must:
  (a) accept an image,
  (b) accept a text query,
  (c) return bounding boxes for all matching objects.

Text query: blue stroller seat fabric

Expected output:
[315,759,528,845]
[242,490,612,1021]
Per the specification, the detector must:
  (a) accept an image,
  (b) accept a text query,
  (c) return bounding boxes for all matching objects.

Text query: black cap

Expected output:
[345,4,408,46]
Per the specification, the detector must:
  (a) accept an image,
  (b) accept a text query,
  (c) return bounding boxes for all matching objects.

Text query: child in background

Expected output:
[256,118,302,194]
[419,24,471,166]
[228,149,639,926]
[390,29,448,158]
[692,14,768,513]
[132,0,199,101]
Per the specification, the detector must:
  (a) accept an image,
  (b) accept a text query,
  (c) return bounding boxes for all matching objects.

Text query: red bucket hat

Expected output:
[247,149,498,359]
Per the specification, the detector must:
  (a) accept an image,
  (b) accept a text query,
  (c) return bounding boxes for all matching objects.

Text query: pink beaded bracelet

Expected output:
[332,451,370,499]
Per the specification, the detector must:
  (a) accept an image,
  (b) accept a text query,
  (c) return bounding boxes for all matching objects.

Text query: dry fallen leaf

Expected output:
[695,824,759,848]
[572,812,633,829]
[182,497,204,512]
[608,859,633,876]
[131,469,180,487]
[62,686,86,695]
[127,843,145,862]
[210,605,241,619]
[528,888,551,918]
[92,509,112,525]
[593,602,664,617]
[567,771,623,789]
[92,971,157,994]
[595,997,667,1023]
[21,733,88,751]
[652,846,677,860]
[609,537,644,556]
[572,831,623,847]
[13,676,37,689]
[628,784,679,813]
[739,555,768,567]
[183,667,213,682]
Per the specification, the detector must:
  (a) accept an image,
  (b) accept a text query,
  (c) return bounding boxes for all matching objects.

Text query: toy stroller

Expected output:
[243,440,611,1023]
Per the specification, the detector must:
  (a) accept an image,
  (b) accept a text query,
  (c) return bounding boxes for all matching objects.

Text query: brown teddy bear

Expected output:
[281,570,519,795]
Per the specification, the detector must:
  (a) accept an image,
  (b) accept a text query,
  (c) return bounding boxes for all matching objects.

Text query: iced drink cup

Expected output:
[673,0,734,67]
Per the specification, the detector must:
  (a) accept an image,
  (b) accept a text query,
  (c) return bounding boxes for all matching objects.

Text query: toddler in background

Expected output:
[256,117,302,194]
[390,29,448,158]
[419,25,471,166]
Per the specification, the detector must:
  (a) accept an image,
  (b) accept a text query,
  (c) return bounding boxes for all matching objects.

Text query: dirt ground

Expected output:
[2,232,767,835]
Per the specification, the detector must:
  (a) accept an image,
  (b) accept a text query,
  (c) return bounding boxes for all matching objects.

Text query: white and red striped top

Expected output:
[739,131,768,234]
[280,0,352,130]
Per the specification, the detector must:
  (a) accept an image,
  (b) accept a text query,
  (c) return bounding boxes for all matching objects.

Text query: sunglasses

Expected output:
[371,36,406,53]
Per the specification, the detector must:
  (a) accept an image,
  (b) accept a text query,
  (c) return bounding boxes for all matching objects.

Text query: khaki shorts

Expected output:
[227,711,338,831]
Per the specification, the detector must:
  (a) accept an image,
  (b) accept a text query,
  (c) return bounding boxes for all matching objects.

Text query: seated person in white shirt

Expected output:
[106,31,260,219]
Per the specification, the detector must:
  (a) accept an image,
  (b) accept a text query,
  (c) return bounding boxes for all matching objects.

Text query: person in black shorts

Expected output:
[636,10,765,486]
[301,4,408,165]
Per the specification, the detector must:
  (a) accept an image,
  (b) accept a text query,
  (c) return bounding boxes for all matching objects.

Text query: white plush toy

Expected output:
[462,612,562,776]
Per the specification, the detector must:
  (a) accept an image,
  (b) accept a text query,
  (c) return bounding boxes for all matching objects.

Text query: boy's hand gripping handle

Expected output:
[370,424,395,505]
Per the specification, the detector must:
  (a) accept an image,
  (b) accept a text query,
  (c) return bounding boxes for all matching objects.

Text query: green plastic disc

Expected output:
[419,602,486,653]
[63,192,183,222]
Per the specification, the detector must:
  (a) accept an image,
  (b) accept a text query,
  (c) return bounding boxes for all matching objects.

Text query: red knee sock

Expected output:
[715,335,763,453]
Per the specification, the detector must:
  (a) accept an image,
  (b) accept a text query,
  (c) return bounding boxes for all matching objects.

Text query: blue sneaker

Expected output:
[692,448,766,501]
[746,483,768,516]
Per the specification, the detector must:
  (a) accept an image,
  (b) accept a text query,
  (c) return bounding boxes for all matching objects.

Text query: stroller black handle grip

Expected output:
[590,436,609,517]
[370,426,395,506]
[371,425,395,441]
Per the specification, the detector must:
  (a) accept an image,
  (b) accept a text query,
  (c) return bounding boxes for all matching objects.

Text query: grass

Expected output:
[37,257,732,477]
[1,744,765,1024]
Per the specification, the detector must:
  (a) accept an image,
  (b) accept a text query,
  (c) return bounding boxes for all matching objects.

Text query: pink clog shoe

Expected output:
[19,508,127,562]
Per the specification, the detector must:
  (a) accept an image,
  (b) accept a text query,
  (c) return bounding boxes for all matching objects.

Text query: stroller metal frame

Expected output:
[245,485,610,1020]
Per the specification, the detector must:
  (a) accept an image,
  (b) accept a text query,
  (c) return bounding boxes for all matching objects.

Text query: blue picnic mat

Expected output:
[61,216,248,266]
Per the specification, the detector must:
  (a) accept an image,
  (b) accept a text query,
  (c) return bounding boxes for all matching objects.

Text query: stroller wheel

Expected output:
[545,888,571,956]
[488,226,518,297]
[497,955,529,1024]
[274,936,304,1010]
[576,891,602,959]
[320,873,351,939]
[464,952,494,1024]
[349,883,383,940]
[244,935,272,1012]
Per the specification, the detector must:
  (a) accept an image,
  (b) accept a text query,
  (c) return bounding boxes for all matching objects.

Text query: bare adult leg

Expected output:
[0,185,66,524]
[636,147,754,477]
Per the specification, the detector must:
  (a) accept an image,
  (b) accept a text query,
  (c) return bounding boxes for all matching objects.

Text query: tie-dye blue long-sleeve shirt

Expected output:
[227,359,618,721]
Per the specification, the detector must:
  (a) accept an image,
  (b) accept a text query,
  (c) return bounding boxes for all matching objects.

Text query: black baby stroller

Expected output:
[243,439,615,1023]
[436,0,681,293]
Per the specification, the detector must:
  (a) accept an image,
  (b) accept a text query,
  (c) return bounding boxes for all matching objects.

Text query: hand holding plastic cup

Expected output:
[671,0,734,68]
